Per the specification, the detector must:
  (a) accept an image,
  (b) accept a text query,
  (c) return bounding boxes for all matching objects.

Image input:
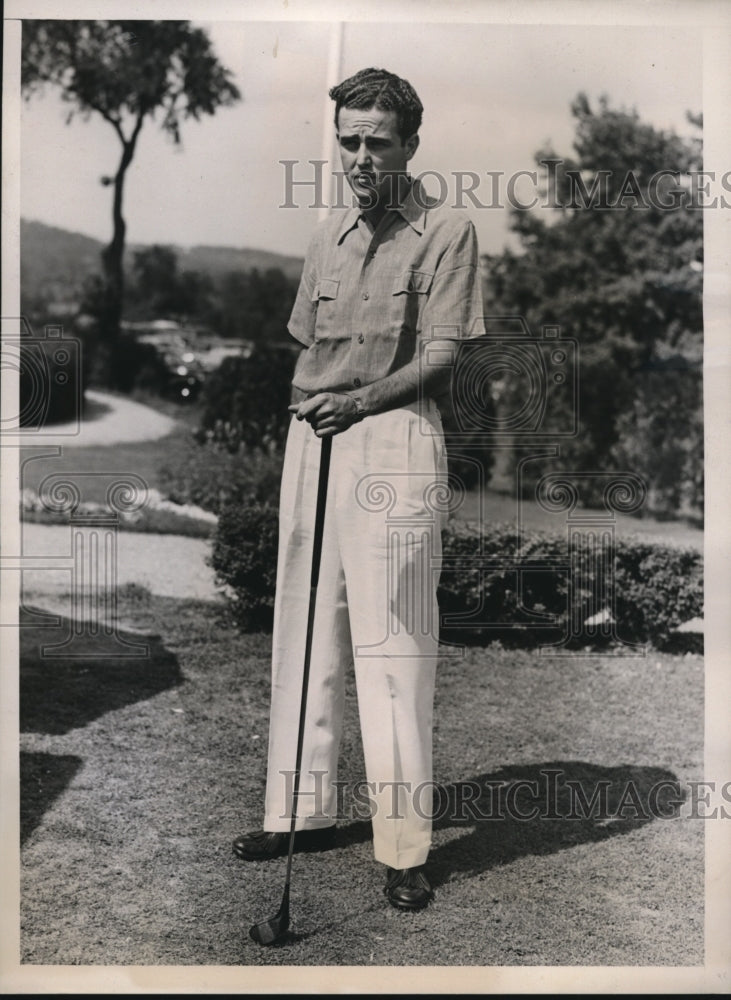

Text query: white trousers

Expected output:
[263,400,447,869]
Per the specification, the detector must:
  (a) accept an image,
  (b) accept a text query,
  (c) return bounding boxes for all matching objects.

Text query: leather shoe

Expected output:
[232,826,336,861]
[384,865,434,911]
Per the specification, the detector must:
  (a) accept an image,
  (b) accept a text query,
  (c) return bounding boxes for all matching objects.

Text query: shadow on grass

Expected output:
[19,603,183,735]
[20,751,84,845]
[336,760,683,888]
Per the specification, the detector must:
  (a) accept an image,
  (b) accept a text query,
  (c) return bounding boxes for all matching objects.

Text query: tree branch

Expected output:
[83,96,126,143]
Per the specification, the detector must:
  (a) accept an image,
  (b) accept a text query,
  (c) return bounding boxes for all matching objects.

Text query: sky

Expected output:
[20,20,702,259]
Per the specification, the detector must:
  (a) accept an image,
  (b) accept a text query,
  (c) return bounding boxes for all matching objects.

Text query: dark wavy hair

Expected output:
[329,67,423,141]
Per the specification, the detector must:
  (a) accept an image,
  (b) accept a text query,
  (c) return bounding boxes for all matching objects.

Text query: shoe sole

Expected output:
[387,899,433,912]
[233,847,286,861]
[385,892,434,912]
[232,834,336,861]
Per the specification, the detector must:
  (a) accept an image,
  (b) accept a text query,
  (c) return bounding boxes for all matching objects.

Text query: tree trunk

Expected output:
[99,115,144,346]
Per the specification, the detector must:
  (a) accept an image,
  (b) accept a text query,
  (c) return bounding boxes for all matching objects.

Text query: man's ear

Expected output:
[404,133,420,161]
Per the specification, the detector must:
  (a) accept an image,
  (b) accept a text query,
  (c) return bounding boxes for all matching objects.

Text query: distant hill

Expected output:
[20,219,104,304]
[179,245,304,284]
[20,218,304,304]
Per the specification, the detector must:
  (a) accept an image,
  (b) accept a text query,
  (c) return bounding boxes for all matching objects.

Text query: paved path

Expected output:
[14,390,220,605]
[18,521,221,603]
[27,389,179,448]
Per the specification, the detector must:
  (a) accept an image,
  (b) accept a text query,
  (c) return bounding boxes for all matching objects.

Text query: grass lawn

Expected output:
[19,425,197,507]
[19,584,704,967]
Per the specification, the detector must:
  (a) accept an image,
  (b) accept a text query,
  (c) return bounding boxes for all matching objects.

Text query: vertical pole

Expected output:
[319,22,344,223]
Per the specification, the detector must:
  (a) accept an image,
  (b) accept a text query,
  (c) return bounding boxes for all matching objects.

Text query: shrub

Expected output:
[613,539,703,644]
[196,345,297,452]
[211,502,703,648]
[157,434,283,516]
[209,498,279,630]
[83,327,173,397]
[438,522,571,639]
[439,523,702,648]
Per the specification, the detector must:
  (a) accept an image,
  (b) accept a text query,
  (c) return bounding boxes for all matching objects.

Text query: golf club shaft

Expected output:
[283,432,333,892]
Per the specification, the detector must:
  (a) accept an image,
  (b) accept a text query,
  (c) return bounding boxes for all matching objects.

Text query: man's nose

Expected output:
[356,141,372,166]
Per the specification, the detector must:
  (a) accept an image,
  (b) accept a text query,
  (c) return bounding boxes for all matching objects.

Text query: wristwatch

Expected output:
[348,393,366,422]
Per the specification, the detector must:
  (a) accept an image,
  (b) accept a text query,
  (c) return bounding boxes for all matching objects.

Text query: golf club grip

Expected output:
[309,434,332,589]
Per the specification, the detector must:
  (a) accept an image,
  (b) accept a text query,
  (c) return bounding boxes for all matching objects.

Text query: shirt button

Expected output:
[353,378,362,387]
[362,292,369,300]
[357,334,364,344]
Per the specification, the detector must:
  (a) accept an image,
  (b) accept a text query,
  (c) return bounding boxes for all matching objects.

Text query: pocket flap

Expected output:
[312,277,340,301]
[393,269,434,295]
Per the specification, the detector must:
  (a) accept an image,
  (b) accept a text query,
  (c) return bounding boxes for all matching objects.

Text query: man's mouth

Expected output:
[352,172,376,186]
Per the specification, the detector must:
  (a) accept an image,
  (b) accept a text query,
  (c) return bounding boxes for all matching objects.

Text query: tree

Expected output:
[131,245,179,315]
[215,268,297,345]
[485,94,703,518]
[127,244,216,324]
[21,20,241,380]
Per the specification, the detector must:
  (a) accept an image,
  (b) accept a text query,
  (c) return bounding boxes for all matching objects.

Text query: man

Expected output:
[234,67,484,911]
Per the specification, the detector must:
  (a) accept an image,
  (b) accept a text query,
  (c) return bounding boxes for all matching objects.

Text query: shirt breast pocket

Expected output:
[310,277,341,341]
[311,277,340,302]
[392,269,434,332]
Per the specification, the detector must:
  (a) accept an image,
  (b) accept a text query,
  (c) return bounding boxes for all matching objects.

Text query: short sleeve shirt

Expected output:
[287,178,485,394]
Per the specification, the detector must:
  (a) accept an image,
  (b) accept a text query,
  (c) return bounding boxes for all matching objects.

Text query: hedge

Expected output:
[210,503,703,648]
[158,436,283,517]
[196,346,296,452]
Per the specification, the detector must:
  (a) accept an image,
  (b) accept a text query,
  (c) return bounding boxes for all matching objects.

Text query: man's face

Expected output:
[336,106,419,208]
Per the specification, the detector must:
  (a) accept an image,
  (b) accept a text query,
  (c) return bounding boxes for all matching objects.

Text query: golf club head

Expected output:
[249,888,290,946]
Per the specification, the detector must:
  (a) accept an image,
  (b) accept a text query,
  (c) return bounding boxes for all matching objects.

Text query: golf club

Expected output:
[249,432,333,946]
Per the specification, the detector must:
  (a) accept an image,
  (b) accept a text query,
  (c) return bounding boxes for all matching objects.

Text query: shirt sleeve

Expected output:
[287,228,321,347]
[419,219,486,341]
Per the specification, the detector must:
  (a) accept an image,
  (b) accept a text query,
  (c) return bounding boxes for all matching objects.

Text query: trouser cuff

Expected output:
[263,817,336,833]
[372,838,431,870]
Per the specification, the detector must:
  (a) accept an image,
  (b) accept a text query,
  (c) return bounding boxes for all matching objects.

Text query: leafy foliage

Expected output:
[209,499,280,630]
[211,268,298,345]
[21,21,241,141]
[485,95,703,519]
[129,244,216,323]
[438,521,702,648]
[212,501,703,648]
[157,435,284,517]
[195,346,298,452]
[21,20,241,383]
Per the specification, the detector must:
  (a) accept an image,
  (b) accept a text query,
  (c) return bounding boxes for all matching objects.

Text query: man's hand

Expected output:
[288,392,360,436]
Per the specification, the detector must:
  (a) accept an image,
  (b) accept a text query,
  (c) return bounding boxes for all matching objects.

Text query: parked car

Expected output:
[129,324,206,401]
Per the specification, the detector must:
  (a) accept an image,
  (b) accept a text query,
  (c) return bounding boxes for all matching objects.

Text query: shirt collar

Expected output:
[336,176,428,244]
